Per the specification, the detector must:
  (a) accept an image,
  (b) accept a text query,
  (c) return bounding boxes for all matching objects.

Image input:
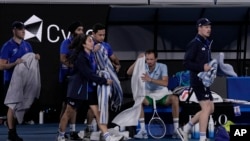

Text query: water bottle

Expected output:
[189,115,194,138]
[208,115,214,138]
[39,111,44,124]
[92,118,97,132]
[193,123,200,139]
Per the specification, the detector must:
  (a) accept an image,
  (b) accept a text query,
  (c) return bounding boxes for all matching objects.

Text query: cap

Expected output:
[12,21,25,29]
[196,18,211,27]
[68,21,83,33]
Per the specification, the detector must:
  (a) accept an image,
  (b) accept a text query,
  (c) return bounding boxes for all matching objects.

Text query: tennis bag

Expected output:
[214,126,230,141]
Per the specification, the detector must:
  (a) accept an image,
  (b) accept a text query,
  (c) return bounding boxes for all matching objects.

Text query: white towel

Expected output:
[4,53,41,124]
[112,56,146,126]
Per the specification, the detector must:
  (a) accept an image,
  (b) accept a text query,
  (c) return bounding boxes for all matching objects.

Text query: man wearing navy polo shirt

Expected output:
[177,18,214,141]
[0,21,40,141]
[92,23,121,72]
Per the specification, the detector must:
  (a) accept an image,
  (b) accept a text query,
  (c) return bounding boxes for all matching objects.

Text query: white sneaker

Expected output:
[57,135,66,141]
[176,128,189,141]
[172,131,180,139]
[105,134,124,141]
[134,130,148,139]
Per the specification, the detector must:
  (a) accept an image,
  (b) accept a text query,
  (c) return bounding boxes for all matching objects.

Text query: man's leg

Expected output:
[7,108,23,141]
[198,100,214,141]
[134,97,150,139]
[58,104,75,141]
[163,95,180,138]
[89,105,123,141]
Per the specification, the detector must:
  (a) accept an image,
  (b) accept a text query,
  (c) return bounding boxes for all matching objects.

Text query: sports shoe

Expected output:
[70,131,82,140]
[134,130,148,139]
[105,134,124,141]
[176,128,189,141]
[7,132,23,141]
[57,135,66,141]
[172,131,180,139]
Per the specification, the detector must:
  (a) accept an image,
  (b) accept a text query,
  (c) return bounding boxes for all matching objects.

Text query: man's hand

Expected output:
[137,53,145,58]
[141,73,152,82]
[204,63,211,72]
[106,79,113,85]
[93,43,101,52]
[15,58,24,65]
[35,54,40,60]
[115,64,121,72]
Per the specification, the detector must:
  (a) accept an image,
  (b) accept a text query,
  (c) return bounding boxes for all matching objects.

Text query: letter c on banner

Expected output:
[218,114,228,125]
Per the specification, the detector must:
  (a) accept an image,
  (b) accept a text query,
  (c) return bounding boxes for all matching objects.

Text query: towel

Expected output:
[94,45,123,124]
[197,59,218,87]
[216,52,237,77]
[112,56,146,126]
[97,70,111,124]
[4,53,41,124]
[146,87,172,100]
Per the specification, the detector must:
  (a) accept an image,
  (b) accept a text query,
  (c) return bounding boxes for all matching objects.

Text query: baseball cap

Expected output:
[196,18,211,27]
[12,21,25,29]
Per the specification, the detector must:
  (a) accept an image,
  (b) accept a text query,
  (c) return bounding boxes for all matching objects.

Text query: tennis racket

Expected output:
[148,97,166,139]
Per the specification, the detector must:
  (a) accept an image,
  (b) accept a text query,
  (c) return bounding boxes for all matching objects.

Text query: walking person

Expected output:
[0,21,40,141]
[57,34,123,141]
[58,21,85,139]
[177,18,215,141]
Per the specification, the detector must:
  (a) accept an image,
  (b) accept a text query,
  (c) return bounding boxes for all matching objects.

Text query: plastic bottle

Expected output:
[39,111,44,124]
[189,115,193,139]
[193,123,200,139]
[92,118,97,132]
[208,115,215,138]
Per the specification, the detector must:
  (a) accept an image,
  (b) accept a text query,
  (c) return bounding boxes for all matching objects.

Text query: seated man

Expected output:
[127,49,180,139]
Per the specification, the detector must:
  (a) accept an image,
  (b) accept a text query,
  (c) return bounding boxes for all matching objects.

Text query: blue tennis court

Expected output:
[0,123,214,141]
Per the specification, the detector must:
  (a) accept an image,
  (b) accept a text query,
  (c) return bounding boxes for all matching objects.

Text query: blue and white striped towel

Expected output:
[197,59,218,87]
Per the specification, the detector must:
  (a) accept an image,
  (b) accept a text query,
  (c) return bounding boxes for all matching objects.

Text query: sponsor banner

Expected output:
[0,4,109,106]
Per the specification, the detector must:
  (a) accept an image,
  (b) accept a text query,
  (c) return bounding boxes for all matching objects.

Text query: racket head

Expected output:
[148,117,166,139]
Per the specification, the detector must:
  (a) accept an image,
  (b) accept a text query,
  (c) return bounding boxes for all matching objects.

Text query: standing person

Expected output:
[177,18,214,141]
[58,21,85,139]
[92,23,121,72]
[126,49,180,139]
[57,34,123,141]
[0,21,40,141]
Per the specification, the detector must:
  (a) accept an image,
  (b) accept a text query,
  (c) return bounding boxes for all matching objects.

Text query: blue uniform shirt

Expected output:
[145,62,168,91]
[0,38,33,83]
[59,36,73,83]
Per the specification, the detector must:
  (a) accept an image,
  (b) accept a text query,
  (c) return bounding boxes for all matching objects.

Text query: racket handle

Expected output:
[153,97,156,110]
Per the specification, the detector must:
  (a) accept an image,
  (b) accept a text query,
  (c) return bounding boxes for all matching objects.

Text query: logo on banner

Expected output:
[24,15,43,42]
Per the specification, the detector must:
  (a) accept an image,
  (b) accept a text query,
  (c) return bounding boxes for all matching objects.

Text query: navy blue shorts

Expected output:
[193,86,213,101]
[66,91,98,109]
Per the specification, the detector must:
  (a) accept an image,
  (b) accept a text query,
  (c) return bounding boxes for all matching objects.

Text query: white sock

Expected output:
[199,132,206,141]
[173,118,179,131]
[103,132,110,141]
[69,124,76,132]
[139,118,146,131]
[183,121,193,133]
[59,131,65,137]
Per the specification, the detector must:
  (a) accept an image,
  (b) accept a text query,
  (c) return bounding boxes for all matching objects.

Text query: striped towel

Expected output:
[94,46,123,123]
[97,70,111,124]
[197,59,218,87]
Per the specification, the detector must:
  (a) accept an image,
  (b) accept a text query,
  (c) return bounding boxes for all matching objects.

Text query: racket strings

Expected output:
[148,118,166,139]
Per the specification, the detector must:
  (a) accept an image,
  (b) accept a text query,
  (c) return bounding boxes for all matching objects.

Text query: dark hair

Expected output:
[68,34,90,64]
[92,23,105,33]
[145,49,158,58]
